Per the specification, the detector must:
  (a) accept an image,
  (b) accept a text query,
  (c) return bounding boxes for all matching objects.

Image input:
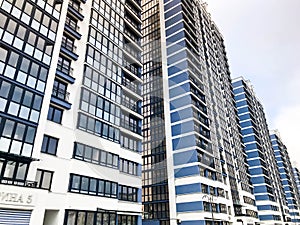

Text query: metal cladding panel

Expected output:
[0,209,31,225]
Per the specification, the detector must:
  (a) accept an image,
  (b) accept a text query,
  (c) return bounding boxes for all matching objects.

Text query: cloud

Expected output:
[274,105,300,167]
[206,0,300,163]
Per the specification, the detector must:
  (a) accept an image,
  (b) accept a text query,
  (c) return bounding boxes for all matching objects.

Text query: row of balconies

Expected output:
[50,0,85,110]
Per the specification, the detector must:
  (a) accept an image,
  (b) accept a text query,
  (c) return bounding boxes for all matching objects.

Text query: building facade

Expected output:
[270,130,300,223]
[142,1,256,225]
[293,167,300,197]
[0,0,143,224]
[232,77,289,224]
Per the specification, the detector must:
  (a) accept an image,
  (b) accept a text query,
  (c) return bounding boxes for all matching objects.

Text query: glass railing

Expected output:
[61,39,77,53]
[125,3,141,19]
[52,86,70,101]
[57,63,74,76]
[68,0,83,14]
[125,14,141,31]
[65,17,80,32]
[0,178,37,187]
[122,78,141,95]
[122,98,140,114]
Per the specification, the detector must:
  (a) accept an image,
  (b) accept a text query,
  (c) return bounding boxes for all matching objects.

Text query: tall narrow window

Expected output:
[47,105,63,123]
[35,169,53,190]
[41,135,58,155]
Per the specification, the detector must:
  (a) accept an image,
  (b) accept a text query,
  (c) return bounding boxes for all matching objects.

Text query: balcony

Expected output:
[124,44,141,62]
[65,17,81,40]
[68,1,84,21]
[0,178,37,188]
[51,86,71,110]
[127,0,141,10]
[125,14,141,31]
[125,2,141,20]
[122,121,141,135]
[194,124,210,139]
[193,110,209,127]
[56,64,75,84]
[61,38,78,60]
[196,139,213,154]
[122,98,141,114]
[192,98,207,114]
[122,77,141,95]
[124,29,141,47]
[123,58,141,78]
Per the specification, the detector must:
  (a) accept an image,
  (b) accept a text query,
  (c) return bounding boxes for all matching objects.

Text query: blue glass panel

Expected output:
[170,95,191,110]
[169,82,190,98]
[172,134,195,150]
[174,165,199,178]
[171,108,192,123]
[176,201,203,212]
[175,183,201,195]
[173,150,197,166]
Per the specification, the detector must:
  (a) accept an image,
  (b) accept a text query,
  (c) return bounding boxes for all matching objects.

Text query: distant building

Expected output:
[293,167,300,198]
[232,77,289,224]
[0,0,142,224]
[270,130,300,223]
[141,1,257,224]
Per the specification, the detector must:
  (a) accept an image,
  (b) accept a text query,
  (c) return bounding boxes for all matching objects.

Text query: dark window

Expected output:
[119,158,139,176]
[57,55,72,75]
[118,215,137,225]
[69,174,137,201]
[47,105,63,123]
[61,35,76,52]
[69,174,118,198]
[77,113,120,143]
[35,169,53,190]
[118,185,138,202]
[41,135,58,155]
[65,210,122,225]
[52,79,69,101]
[73,142,119,169]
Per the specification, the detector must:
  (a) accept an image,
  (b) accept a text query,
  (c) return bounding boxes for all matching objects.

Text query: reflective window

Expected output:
[41,135,58,155]
[69,174,118,198]
[47,105,63,123]
[74,142,118,169]
[80,88,120,126]
[119,158,139,176]
[65,210,126,225]
[77,113,120,143]
[118,185,138,202]
[0,118,36,156]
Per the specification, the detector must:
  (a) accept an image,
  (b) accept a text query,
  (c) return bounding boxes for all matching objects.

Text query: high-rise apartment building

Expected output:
[293,167,300,196]
[0,0,143,224]
[141,1,256,225]
[270,130,300,223]
[232,77,289,224]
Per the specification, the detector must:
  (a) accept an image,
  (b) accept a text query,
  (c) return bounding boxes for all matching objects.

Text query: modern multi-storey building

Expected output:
[141,1,256,225]
[232,77,289,224]
[0,0,143,224]
[293,167,300,197]
[270,130,300,223]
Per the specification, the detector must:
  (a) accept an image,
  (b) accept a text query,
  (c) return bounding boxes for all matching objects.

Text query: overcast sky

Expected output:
[205,0,300,166]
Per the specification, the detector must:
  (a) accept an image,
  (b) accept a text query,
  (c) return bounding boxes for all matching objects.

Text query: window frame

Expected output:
[35,169,54,190]
[47,104,63,123]
[41,135,59,155]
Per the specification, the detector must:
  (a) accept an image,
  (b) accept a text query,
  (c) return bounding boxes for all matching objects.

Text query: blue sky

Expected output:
[206,0,300,166]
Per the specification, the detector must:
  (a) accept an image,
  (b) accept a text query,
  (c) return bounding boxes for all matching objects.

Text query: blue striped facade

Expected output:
[270,132,300,222]
[232,78,285,223]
